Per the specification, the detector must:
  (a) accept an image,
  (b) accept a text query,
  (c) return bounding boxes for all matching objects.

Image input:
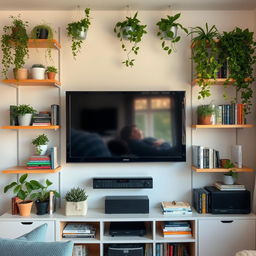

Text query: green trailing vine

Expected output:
[114,12,147,67]
[1,15,29,78]
[189,23,221,99]
[67,8,91,58]
[219,28,256,115]
[156,13,188,55]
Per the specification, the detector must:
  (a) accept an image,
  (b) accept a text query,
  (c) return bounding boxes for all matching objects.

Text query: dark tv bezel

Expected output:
[66,91,186,163]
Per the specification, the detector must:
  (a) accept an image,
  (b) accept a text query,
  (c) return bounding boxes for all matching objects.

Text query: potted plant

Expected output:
[4,174,34,216]
[46,66,57,80]
[30,179,60,215]
[156,13,188,55]
[1,15,29,79]
[15,104,36,126]
[197,104,215,125]
[32,134,49,155]
[189,23,221,99]
[114,12,147,67]
[31,64,46,80]
[223,160,238,185]
[65,187,88,216]
[66,8,91,58]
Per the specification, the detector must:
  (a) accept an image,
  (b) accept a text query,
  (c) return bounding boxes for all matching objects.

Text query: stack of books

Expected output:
[193,188,210,214]
[161,201,192,215]
[192,145,220,169]
[32,112,51,126]
[72,245,88,256]
[156,243,189,256]
[214,182,245,191]
[162,221,192,239]
[26,155,51,170]
[62,223,96,239]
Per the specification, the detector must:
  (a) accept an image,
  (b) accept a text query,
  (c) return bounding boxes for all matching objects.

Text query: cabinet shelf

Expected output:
[2,79,61,87]
[2,166,62,174]
[192,166,253,173]
[191,124,253,129]
[1,125,60,130]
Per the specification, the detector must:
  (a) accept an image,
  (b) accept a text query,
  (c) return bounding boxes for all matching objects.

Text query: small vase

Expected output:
[14,68,28,80]
[47,72,56,80]
[65,200,88,216]
[31,67,46,80]
[18,200,33,217]
[18,114,32,126]
[223,175,235,185]
[36,145,48,155]
[35,200,49,215]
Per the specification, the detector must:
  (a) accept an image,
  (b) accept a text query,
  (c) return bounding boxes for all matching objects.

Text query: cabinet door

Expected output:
[0,221,55,242]
[199,219,255,256]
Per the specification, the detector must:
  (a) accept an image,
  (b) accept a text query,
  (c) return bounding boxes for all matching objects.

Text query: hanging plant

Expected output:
[114,12,147,67]
[156,13,188,55]
[219,28,256,115]
[189,23,221,99]
[1,15,29,78]
[67,8,91,58]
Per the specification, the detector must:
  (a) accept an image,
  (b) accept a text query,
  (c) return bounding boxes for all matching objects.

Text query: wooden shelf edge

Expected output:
[1,125,60,130]
[2,166,62,174]
[192,78,251,86]
[2,79,61,87]
[191,124,254,128]
[25,39,61,49]
[192,166,254,173]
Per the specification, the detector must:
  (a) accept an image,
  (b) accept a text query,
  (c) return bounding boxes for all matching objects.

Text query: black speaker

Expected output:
[105,196,149,214]
[107,244,144,256]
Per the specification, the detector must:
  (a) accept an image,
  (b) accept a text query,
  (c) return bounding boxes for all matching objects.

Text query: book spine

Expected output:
[226,104,230,124]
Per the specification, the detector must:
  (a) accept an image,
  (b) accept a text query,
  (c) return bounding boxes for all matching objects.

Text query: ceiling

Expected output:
[0,0,256,10]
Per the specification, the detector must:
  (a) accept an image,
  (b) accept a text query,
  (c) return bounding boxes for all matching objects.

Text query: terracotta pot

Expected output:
[18,200,33,217]
[13,68,28,80]
[47,72,56,80]
[198,115,213,125]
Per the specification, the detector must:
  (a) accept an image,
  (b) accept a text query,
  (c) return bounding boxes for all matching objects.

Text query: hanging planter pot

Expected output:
[164,26,178,40]
[73,27,87,40]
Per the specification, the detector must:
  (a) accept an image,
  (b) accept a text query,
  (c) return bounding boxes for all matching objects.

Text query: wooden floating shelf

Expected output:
[192,124,253,129]
[1,125,60,130]
[10,39,61,49]
[192,78,251,86]
[192,166,253,173]
[2,166,62,174]
[2,79,61,87]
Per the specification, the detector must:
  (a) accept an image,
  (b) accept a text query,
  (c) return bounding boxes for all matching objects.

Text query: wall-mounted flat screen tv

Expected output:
[66,91,186,162]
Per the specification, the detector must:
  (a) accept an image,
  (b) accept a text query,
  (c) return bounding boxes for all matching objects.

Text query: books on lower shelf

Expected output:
[162,221,192,239]
[161,201,192,215]
[214,181,246,191]
[63,223,96,238]
[193,188,210,214]
[156,243,190,256]
[73,245,88,256]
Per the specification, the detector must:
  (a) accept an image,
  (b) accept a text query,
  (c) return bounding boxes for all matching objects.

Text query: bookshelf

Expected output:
[191,124,253,129]
[1,125,60,130]
[192,166,253,173]
[2,166,62,174]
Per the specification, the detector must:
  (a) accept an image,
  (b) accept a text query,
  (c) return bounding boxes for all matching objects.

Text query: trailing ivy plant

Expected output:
[219,27,256,115]
[1,15,29,78]
[156,13,188,55]
[189,23,221,99]
[114,12,147,67]
[66,8,91,58]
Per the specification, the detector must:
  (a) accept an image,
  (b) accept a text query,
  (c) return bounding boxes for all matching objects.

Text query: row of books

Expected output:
[162,221,192,239]
[161,201,192,215]
[156,243,189,256]
[72,245,88,256]
[192,146,220,169]
[193,188,210,214]
[63,223,96,238]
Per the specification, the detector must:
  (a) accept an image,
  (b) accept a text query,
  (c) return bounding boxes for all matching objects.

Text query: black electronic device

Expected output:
[109,222,146,237]
[93,177,153,189]
[66,91,186,163]
[205,186,250,214]
[105,196,149,214]
[107,244,144,256]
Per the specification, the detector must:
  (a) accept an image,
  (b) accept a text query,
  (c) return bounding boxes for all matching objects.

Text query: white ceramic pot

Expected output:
[164,26,178,40]
[74,27,87,40]
[121,26,134,40]
[223,175,235,185]
[18,114,32,126]
[65,200,88,216]
[36,144,48,156]
[31,67,46,80]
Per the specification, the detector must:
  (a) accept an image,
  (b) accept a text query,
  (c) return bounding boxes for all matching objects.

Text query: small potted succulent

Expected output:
[30,179,60,215]
[31,64,46,80]
[4,174,35,217]
[114,12,147,67]
[32,134,49,155]
[66,8,91,58]
[46,66,57,80]
[15,104,37,126]
[197,104,215,125]
[156,13,188,55]
[65,187,88,216]
[223,160,238,185]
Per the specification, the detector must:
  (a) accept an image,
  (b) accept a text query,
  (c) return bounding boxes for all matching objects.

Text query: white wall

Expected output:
[0,10,255,214]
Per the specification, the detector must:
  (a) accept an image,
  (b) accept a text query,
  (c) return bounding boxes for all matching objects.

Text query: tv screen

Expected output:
[66,91,186,162]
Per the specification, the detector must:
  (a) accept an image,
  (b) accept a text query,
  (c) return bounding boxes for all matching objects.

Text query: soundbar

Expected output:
[93,177,153,189]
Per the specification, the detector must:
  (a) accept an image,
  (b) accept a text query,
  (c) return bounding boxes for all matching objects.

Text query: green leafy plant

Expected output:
[197,104,215,117]
[32,134,49,146]
[32,64,45,68]
[4,174,34,200]
[114,12,147,67]
[223,160,239,179]
[67,8,91,58]
[46,66,57,73]
[30,179,60,202]
[65,187,88,202]
[189,23,221,99]
[219,28,256,115]
[1,15,29,78]
[156,13,188,55]
[15,104,36,116]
